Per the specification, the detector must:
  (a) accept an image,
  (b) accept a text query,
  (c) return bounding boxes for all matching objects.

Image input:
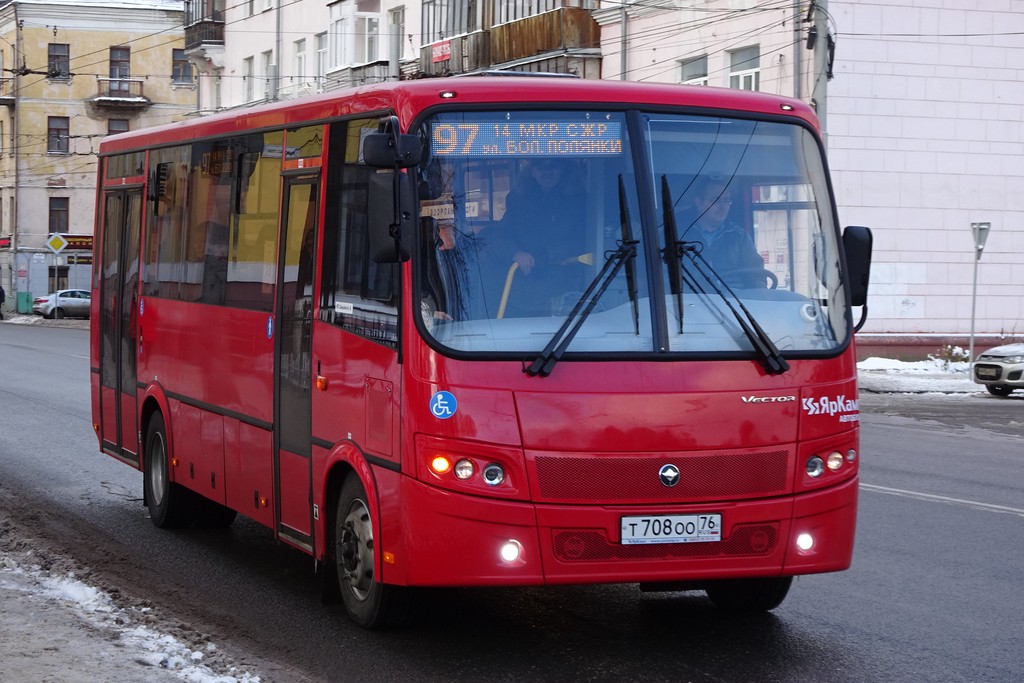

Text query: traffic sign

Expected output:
[47,233,69,254]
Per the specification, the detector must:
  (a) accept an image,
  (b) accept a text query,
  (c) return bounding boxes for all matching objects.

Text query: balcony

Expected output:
[88,78,152,110]
[0,77,14,107]
[185,19,224,51]
[419,7,600,76]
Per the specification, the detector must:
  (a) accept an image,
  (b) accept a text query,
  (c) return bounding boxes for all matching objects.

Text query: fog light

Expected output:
[826,451,844,471]
[500,539,522,563]
[796,533,814,551]
[430,455,452,474]
[846,449,857,463]
[454,459,475,480]
[482,463,505,486]
[806,456,824,478]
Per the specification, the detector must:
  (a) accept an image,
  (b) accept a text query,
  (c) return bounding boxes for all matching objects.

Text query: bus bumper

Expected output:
[394,475,857,587]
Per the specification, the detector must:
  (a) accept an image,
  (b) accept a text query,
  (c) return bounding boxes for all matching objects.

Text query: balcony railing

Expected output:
[186,20,225,51]
[90,78,151,108]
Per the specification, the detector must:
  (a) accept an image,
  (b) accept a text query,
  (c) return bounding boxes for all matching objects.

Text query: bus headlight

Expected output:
[806,456,825,478]
[482,463,506,486]
[826,451,845,471]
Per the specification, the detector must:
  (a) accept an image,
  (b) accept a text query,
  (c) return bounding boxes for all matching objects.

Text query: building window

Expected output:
[172,49,193,84]
[355,16,379,64]
[680,56,708,86]
[49,197,70,234]
[48,44,70,80]
[243,56,254,101]
[48,117,70,153]
[729,46,760,91]
[108,119,129,135]
[110,46,131,94]
[261,50,274,99]
[294,38,306,83]
[330,15,347,69]
[315,33,328,87]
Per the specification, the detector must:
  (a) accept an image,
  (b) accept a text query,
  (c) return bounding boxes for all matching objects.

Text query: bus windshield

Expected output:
[414,109,848,358]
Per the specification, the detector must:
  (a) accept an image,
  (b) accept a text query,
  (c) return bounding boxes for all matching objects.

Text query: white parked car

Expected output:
[32,289,91,319]
[973,343,1024,397]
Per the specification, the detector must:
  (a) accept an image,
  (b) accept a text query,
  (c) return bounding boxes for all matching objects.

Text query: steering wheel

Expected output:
[722,267,778,290]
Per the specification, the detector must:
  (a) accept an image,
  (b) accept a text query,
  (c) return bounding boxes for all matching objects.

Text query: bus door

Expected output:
[274,173,319,550]
[98,188,143,464]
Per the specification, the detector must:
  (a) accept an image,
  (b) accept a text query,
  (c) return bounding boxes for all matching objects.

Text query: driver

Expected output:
[684,177,767,289]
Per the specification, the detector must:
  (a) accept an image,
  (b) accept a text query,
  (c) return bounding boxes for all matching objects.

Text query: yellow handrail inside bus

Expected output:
[496,262,519,319]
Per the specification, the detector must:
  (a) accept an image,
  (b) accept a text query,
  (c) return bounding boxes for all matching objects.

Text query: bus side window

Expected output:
[319,118,399,348]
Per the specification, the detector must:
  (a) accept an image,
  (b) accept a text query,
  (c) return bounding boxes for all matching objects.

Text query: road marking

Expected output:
[861,483,1024,518]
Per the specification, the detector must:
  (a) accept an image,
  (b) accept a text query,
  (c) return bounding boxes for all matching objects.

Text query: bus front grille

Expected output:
[532,450,790,504]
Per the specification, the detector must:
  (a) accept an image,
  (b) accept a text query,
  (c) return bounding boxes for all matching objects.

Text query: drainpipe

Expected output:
[792,0,801,100]
[619,4,627,80]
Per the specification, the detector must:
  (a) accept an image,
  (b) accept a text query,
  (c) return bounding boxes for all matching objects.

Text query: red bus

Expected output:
[91,76,872,628]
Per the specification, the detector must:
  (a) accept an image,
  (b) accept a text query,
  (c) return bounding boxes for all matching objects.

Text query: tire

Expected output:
[143,413,197,528]
[333,475,413,628]
[705,576,793,612]
[54,307,65,319]
[986,384,1014,397]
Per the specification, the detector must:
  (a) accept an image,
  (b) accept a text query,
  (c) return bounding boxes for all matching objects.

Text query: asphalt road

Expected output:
[1,323,1021,682]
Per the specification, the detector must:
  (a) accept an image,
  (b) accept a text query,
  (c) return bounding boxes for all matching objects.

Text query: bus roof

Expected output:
[98,77,819,155]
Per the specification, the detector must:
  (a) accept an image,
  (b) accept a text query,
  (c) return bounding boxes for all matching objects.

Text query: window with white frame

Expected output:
[355,15,379,64]
[680,55,708,85]
[329,10,347,69]
[315,33,328,86]
[294,39,307,84]
[243,56,254,101]
[261,50,274,99]
[729,46,760,91]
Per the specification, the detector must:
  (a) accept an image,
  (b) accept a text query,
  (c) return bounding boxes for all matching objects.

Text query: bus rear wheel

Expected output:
[705,576,792,612]
[143,413,197,528]
[333,475,412,628]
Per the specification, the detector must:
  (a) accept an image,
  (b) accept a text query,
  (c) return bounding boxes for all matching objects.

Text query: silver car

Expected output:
[32,289,91,319]
[973,343,1024,397]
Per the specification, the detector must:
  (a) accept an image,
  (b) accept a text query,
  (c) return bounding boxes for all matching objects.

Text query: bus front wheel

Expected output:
[143,413,196,528]
[705,576,792,612]
[333,475,412,628]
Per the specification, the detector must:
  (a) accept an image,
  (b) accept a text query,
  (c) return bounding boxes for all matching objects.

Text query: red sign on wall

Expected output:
[432,40,451,63]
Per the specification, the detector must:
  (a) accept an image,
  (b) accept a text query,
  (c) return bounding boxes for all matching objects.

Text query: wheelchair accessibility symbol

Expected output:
[430,391,458,419]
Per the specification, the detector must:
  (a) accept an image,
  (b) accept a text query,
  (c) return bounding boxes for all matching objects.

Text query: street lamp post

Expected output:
[968,221,991,370]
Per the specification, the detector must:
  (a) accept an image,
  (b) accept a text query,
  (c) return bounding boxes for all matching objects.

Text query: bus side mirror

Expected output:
[843,225,872,308]
[368,171,415,263]
[363,115,422,170]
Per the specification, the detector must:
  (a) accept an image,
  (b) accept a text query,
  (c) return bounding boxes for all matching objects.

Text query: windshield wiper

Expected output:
[525,239,638,378]
[660,175,789,375]
[618,175,640,335]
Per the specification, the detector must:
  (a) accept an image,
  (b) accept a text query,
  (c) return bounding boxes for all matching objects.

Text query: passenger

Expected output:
[683,178,767,288]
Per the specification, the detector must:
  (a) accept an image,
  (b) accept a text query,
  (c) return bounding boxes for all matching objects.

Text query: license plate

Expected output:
[621,514,722,545]
[976,367,998,378]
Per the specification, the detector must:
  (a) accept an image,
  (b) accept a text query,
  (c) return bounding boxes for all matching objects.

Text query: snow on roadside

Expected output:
[0,550,261,682]
[856,356,980,394]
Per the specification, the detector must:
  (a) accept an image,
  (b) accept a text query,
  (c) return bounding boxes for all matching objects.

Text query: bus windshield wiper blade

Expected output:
[525,240,638,378]
[618,175,640,335]
[671,242,790,375]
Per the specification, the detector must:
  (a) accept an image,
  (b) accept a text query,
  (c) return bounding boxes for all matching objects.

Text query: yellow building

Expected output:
[0,0,195,312]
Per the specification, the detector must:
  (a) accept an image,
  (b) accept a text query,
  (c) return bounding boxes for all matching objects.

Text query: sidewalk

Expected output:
[0,517,262,682]
[0,313,90,329]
